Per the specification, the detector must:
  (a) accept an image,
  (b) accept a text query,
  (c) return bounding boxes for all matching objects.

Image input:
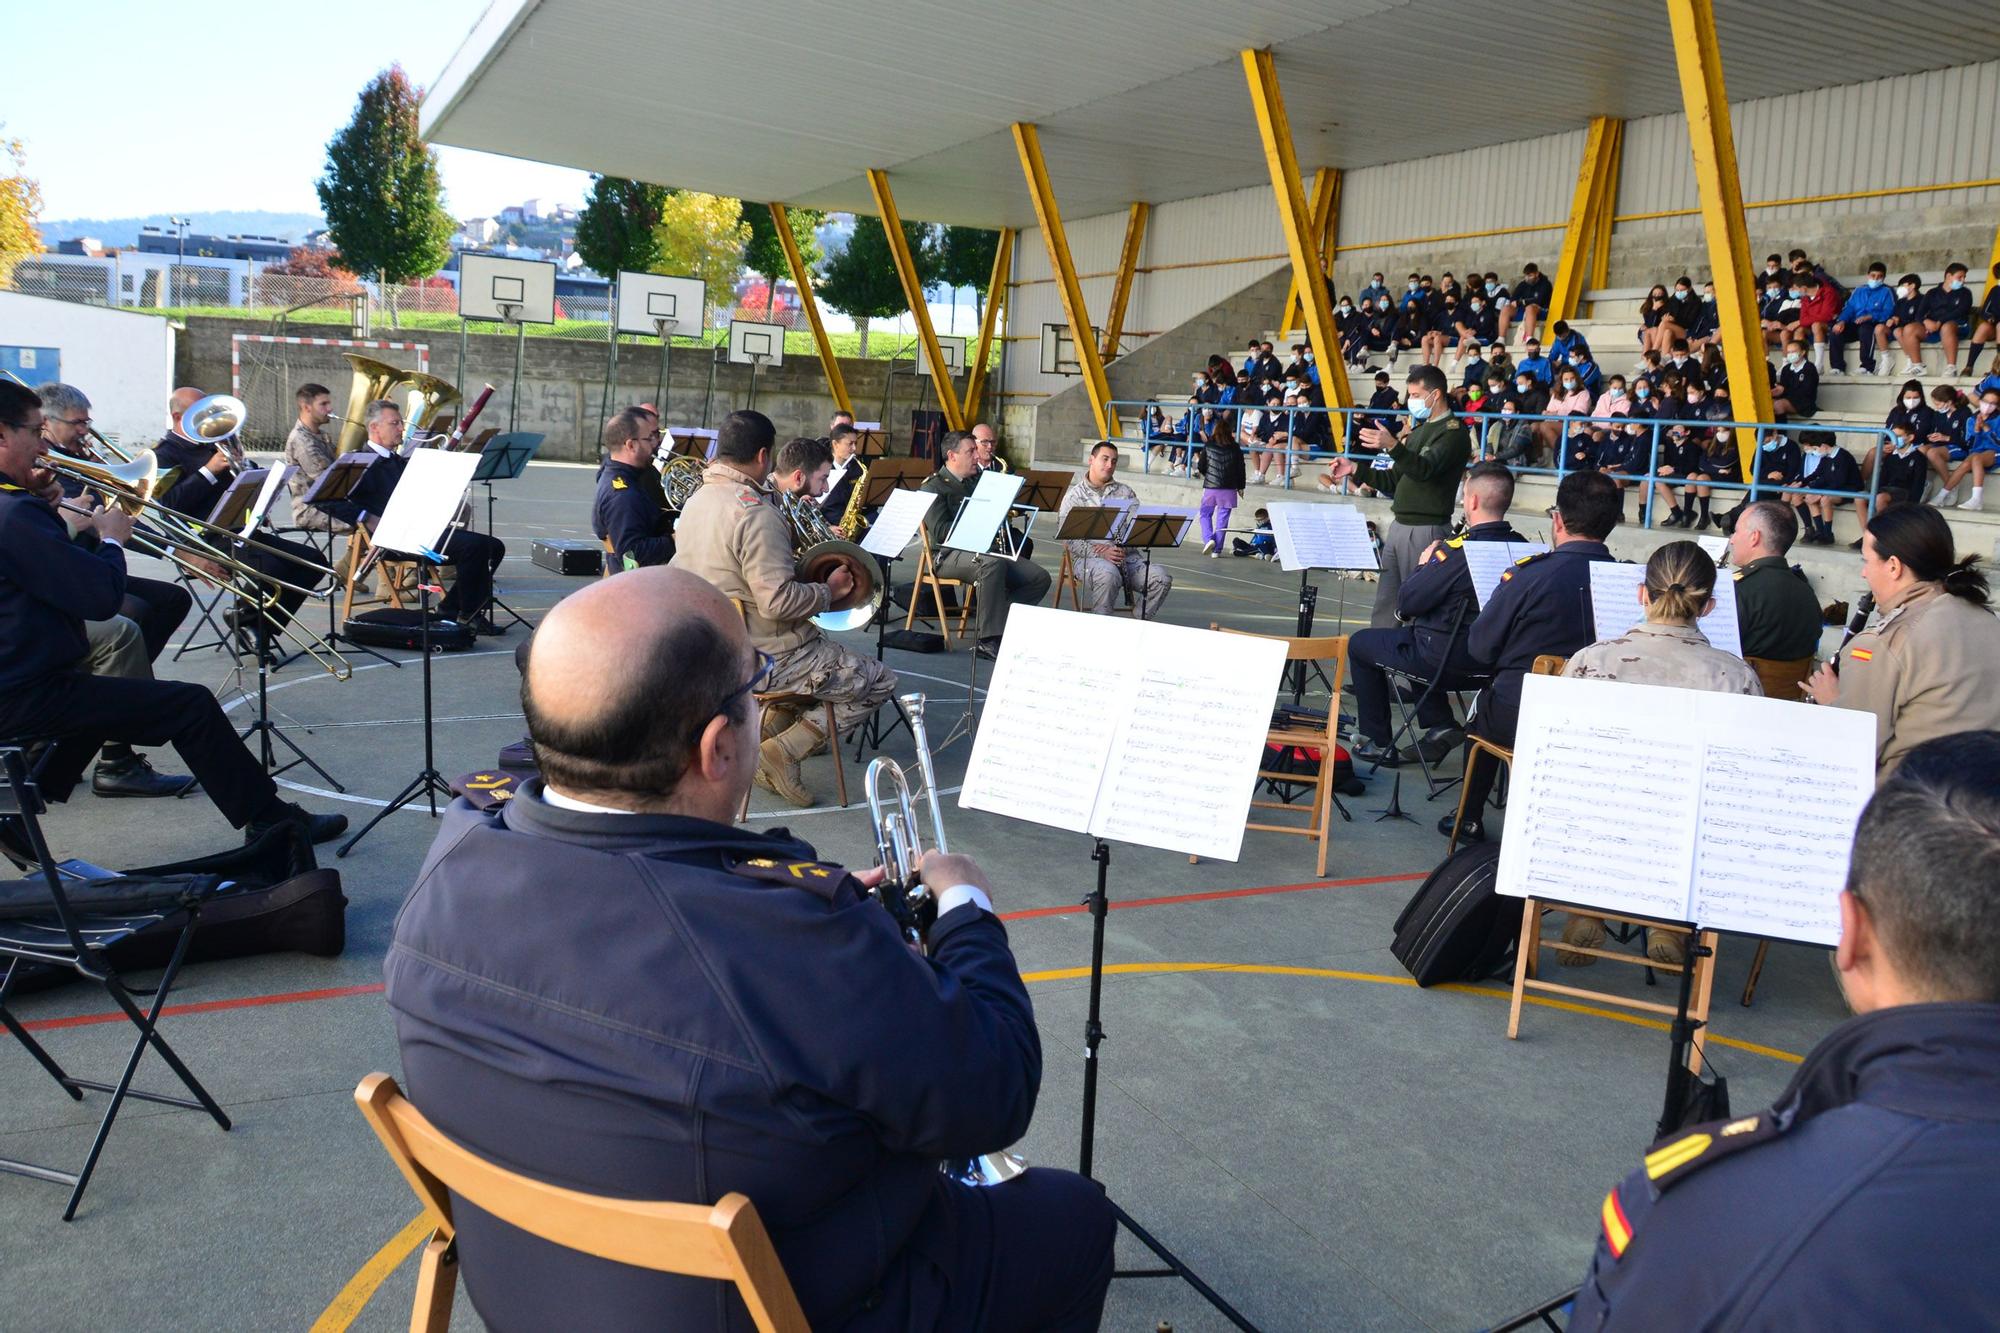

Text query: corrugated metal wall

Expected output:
[1002,60,2000,403]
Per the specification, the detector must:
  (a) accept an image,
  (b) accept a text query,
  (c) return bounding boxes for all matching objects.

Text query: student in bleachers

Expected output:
[1638,283,1674,354]
[1664,338,1704,387]
[1516,338,1553,386]
[1688,423,1743,530]
[1772,339,1820,419]
[1283,343,1311,381]
[1485,340,1516,386]
[1289,386,1333,459]
[1252,340,1283,383]
[1358,272,1391,308]
[1633,349,1665,390]
[1829,262,1895,376]
[1565,345,1604,397]
[1754,431,1804,516]
[1499,262,1551,345]
[1492,368,1549,464]
[1684,280,1720,351]
[1794,274,1841,369]
[1547,321,1590,369]
[1859,421,1931,548]
[1538,363,1593,462]
[1420,293,1461,366]
[1650,416,1707,528]
[1452,291,1499,366]
[1759,254,1786,285]
[1457,343,1493,397]
[1340,296,1370,365]
[1697,344,1729,399]
[1391,299,1427,362]
[1918,384,1967,500]
[1898,263,1973,377]
[1239,338,1261,378]
[1939,386,2000,512]
[1663,279,1703,348]
[1238,389,1272,485]
[1797,430,1863,544]
[1968,262,2000,377]
[1364,298,1397,365]
[1758,274,1797,347]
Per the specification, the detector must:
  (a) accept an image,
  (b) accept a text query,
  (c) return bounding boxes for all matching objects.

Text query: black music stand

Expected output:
[337,561,452,858]
[470,431,542,631]
[852,426,888,459]
[301,453,399,669]
[1120,510,1194,604]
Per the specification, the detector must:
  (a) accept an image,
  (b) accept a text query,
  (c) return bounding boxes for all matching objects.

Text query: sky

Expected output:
[10,0,590,223]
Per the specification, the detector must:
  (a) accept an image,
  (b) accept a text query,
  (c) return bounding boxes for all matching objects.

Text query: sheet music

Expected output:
[960,607,1287,860]
[1462,541,1548,608]
[944,471,1025,554]
[1497,676,1875,945]
[1267,502,1378,572]
[1589,560,1744,658]
[372,449,481,557]
[1688,693,1874,946]
[1697,534,1730,564]
[244,464,291,536]
[859,488,937,558]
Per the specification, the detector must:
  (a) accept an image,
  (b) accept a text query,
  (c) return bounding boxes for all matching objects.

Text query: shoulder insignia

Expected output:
[1445,533,1469,549]
[452,771,518,810]
[1732,568,1746,581]
[1599,1186,1635,1258]
[1849,647,1873,662]
[737,491,764,509]
[728,854,852,902]
[1643,1112,1779,1192]
[612,476,627,490]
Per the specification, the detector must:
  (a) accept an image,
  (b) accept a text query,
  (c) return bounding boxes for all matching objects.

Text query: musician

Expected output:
[1444,468,1620,843]
[921,431,1053,660]
[1346,461,1523,768]
[38,383,199,796]
[281,382,352,534]
[829,408,856,435]
[592,407,674,570]
[383,566,1113,1331]
[1571,731,2000,1329]
[1056,442,1171,619]
[819,423,863,522]
[1726,500,1824,663]
[971,421,1009,472]
[0,380,344,843]
[772,434,834,502]
[669,411,896,807]
[311,399,509,633]
[153,385,328,637]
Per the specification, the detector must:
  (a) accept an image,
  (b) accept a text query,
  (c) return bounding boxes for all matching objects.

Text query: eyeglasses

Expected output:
[52,416,91,429]
[717,649,773,717]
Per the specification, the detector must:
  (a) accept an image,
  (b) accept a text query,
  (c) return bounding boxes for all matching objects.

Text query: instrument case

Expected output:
[342,609,478,652]
[531,539,606,576]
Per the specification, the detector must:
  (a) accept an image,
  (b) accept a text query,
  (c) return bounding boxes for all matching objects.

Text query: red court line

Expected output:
[18,871,1424,1033]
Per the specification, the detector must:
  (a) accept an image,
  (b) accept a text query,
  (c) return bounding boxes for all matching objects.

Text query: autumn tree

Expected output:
[315,65,455,324]
[575,175,669,280]
[254,244,365,306]
[650,191,751,318]
[740,204,825,319]
[0,130,43,289]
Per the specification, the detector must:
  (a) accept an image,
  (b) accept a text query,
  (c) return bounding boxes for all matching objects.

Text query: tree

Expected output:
[0,130,43,289]
[575,175,669,280]
[254,244,364,306]
[818,215,910,357]
[936,225,1001,322]
[315,65,455,325]
[650,191,750,317]
[741,204,825,319]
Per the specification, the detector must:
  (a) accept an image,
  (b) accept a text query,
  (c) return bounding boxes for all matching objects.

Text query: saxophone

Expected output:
[836,459,871,540]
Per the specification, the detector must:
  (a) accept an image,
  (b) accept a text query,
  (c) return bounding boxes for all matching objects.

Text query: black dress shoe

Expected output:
[974,639,1001,662]
[92,755,200,799]
[1404,727,1464,765]
[1437,812,1486,842]
[246,801,349,846]
[1350,739,1401,768]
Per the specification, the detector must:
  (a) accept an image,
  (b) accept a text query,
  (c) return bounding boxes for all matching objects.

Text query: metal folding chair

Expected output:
[1376,601,1486,801]
[169,566,235,661]
[0,748,233,1219]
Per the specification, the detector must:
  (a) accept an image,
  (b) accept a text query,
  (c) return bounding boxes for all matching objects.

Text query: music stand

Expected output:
[1016,469,1070,514]
[851,486,941,760]
[1121,508,1195,605]
[1054,506,1120,544]
[301,454,399,670]
[852,426,888,459]
[468,431,541,631]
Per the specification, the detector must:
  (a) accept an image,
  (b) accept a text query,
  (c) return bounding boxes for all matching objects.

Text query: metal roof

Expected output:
[422,0,2000,227]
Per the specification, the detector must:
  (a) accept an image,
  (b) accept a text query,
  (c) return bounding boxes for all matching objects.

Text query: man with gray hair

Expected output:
[1572,730,2000,1327]
[1727,499,1823,664]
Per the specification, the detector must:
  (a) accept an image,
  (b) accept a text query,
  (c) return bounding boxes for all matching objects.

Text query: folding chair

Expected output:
[0,748,232,1219]
[1447,654,1567,854]
[1375,601,1485,800]
[903,528,977,646]
[1055,548,1135,616]
[339,527,423,621]
[1506,901,1720,1072]
[354,1073,809,1333]
[1210,626,1350,877]
[169,566,234,662]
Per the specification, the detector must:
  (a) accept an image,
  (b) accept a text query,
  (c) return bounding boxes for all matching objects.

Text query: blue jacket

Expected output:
[1396,519,1524,665]
[383,787,1042,1331]
[1572,1003,2000,1331]
[592,459,676,568]
[1516,353,1555,385]
[1835,283,1894,324]
[1466,541,1614,721]
[0,478,127,690]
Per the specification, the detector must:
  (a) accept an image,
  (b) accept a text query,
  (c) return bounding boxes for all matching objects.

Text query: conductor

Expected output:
[383,566,1115,1332]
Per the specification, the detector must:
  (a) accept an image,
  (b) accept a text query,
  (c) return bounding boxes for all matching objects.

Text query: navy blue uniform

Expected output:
[1347,521,1522,746]
[1775,358,1819,417]
[0,476,278,823]
[1573,1003,2000,1330]
[1751,436,1802,496]
[153,432,327,629]
[314,449,507,622]
[592,459,675,569]
[384,785,1115,1333]
[1459,541,1613,814]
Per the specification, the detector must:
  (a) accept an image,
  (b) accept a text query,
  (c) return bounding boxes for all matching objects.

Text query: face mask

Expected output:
[1516,381,1533,393]
[1675,289,1689,298]
[1487,282,1500,294]
[1471,301,1483,312]
[1866,277,1882,288]
[1562,379,1578,391]
[1899,285,1914,298]
[1408,395,1432,421]
[1762,440,1781,452]
[1568,355,1584,366]
[1304,350,1315,361]
[1904,396,1922,408]
[1636,385,1651,398]
[1703,292,1715,302]
[1338,304,1352,314]
[1788,289,1803,299]
[1785,352,1803,364]
[1372,279,1384,288]
[1982,402,1998,416]
[1470,347,1485,359]
[1408,282,1419,292]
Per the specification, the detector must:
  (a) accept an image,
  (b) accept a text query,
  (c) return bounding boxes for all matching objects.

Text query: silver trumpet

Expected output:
[864,693,1028,1189]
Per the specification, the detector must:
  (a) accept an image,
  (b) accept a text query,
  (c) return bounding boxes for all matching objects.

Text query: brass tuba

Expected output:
[335,354,460,453]
[773,487,884,633]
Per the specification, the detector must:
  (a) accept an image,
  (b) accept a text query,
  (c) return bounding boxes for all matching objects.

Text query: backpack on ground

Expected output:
[1390,841,1519,986]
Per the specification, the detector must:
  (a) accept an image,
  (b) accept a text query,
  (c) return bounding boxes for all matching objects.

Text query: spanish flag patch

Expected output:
[1850,648,1873,662]
[1600,1187,1633,1258]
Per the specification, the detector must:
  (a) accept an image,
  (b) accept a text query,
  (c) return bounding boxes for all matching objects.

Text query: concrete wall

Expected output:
[0,291,175,448]
[178,316,992,462]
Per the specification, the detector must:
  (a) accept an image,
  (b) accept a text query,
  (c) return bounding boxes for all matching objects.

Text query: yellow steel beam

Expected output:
[963,227,1013,421]
[769,202,851,419]
[1101,203,1149,360]
[1666,0,1773,476]
[864,168,965,431]
[1242,49,1352,409]
[1587,120,1625,301]
[1278,168,1339,336]
[1011,122,1117,438]
[1549,117,1619,322]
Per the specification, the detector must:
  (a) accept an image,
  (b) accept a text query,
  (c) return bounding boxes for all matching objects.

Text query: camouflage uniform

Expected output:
[1056,476,1172,619]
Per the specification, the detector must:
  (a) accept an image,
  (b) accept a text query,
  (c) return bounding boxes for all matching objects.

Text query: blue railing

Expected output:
[1110,399,1889,528]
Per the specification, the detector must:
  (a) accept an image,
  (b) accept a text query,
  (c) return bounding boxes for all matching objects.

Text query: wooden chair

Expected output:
[1208,625,1349,878]
[600,535,619,580]
[339,528,422,622]
[353,1074,808,1333]
[1446,654,1568,853]
[730,599,848,813]
[1746,654,1814,703]
[1505,906,1721,1072]
[1054,547,1135,615]
[903,528,977,645]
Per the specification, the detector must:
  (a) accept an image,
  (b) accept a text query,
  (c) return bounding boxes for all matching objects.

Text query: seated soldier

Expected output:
[920,431,1052,660]
[592,406,675,570]
[1727,501,1825,663]
[1056,442,1171,620]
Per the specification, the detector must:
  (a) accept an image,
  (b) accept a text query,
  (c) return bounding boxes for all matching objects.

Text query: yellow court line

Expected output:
[318,960,1804,1330]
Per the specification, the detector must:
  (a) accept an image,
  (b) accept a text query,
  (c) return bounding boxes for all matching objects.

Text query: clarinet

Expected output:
[1830,592,1875,676]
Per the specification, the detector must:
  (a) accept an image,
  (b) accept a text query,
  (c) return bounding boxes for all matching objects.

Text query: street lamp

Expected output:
[170,215,190,307]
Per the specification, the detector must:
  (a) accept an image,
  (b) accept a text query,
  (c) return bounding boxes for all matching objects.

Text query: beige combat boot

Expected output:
[1556,913,1606,967]
[756,717,824,807]
[760,701,799,742]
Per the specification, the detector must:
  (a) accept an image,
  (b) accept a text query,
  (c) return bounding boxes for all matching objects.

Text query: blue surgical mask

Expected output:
[1788,288,1803,298]
[1636,385,1651,398]
[1785,352,1803,364]
[1762,440,1780,452]
[1408,395,1433,421]
[1407,282,1419,291]
[1947,278,1963,291]
[1471,301,1484,312]
[1866,276,1883,288]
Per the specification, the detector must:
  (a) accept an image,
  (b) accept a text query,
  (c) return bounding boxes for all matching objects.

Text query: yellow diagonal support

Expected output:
[1011,122,1117,439]
[1242,49,1352,409]
[1666,0,1773,477]
[1101,203,1149,360]
[963,227,1013,420]
[1549,117,1620,323]
[1588,120,1625,298]
[864,169,965,431]
[769,202,851,419]
[1278,168,1339,336]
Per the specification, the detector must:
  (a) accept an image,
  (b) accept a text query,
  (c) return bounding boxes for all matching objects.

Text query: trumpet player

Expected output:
[592,407,675,570]
[669,411,896,807]
[0,381,345,844]
[154,385,328,643]
[384,567,1114,1333]
[37,383,198,797]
